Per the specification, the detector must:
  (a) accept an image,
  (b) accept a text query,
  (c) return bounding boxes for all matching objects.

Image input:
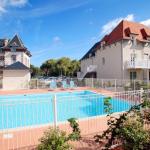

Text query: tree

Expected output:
[40,59,58,76]
[69,60,80,77]
[56,57,71,76]
[30,65,42,78]
[40,57,80,77]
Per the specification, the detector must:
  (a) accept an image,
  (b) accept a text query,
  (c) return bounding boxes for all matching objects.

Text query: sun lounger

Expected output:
[50,80,57,89]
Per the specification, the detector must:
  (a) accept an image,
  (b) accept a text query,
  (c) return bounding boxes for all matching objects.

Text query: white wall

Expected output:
[96,41,122,79]
[3,70,30,90]
[81,57,96,74]
[80,41,123,79]
[80,39,150,80]
[122,40,150,80]
[4,52,30,67]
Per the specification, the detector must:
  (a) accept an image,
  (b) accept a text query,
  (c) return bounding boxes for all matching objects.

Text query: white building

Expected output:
[0,35,31,90]
[78,20,150,81]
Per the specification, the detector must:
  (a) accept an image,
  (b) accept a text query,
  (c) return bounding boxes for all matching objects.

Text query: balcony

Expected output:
[77,65,97,79]
[126,60,150,69]
[87,65,97,72]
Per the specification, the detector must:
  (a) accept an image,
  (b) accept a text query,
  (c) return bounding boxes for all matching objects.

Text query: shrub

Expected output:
[38,118,81,150]
[38,128,71,150]
[95,93,150,150]
[68,118,81,141]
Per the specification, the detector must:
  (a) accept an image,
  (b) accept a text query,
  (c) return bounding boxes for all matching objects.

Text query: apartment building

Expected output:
[78,20,150,81]
[0,35,31,90]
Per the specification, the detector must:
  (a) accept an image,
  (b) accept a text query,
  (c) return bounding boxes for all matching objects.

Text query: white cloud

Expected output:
[101,14,135,35]
[10,0,28,7]
[0,0,28,15]
[141,19,150,28]
[0,6,6,14]
[53,36,61,43]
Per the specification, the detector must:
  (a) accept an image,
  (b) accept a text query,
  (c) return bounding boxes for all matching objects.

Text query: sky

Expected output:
[1,0,150,66]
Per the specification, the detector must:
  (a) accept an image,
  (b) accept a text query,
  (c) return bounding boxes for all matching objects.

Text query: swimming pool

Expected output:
[0,90,132,130]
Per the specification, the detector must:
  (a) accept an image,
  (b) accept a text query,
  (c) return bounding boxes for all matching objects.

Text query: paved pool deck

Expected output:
[0,87,115,150]
[0,87,114,95]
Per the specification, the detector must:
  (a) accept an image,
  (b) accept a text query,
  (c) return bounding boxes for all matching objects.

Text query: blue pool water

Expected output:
[0,91,132,129]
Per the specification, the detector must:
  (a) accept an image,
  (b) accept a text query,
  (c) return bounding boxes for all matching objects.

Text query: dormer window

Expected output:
[101,41,106,47]
[130,34,137,46]
[125,27,138,45]
[141,28,150,41]
[10,42,18,47]
[147,37,150,41]
[89,53,92,57]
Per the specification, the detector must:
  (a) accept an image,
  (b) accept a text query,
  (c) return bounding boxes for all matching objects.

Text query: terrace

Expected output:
[0,79,147,150]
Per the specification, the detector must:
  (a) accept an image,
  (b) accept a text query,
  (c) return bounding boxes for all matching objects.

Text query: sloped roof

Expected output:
[81,42,100,60]
[7,34,25,47]
[100,20,150,45]
[4,61,30,70]
[81,20,150,60]
[0,35,32,57]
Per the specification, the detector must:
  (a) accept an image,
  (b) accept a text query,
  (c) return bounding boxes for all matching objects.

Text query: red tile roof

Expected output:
[81,20,150,60]
[100,20,150,45]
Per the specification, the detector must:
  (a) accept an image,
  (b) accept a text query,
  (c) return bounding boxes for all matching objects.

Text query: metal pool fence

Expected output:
[0,90,149,150]
[30,78,150,92]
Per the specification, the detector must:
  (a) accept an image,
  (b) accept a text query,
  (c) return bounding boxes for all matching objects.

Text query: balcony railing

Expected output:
[87,65,97,72]
[77,65,97,79]
[126,60,150,69]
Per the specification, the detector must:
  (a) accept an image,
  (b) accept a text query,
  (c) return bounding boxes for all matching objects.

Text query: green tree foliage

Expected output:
[30,65,42,78]
[40,57,80,77]
[95,93,150,150]
[40,59,58,76]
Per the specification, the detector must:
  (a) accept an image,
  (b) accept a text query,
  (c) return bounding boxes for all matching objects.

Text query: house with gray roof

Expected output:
[0,35,31,90]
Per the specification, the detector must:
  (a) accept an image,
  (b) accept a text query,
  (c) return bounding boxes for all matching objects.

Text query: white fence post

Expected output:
[92,77,93,88]
[115,79,117,92]
[101,79,103,88]
[53,94,58,128]
[134,80,135,91]
[37,79,38,89]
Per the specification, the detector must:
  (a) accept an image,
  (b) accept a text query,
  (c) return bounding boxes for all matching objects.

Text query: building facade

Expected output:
[78,20,150,81]
[0,35,31,90]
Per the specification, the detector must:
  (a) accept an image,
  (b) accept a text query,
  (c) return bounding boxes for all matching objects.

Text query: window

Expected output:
[102,57,105,65]
[11,47,16,52]
[11,55,16,63]
[130,71,137,80]
[131,53,137,61]
[131,35,137,46]
[0,56,4,60]
[89,53,92,57]
[144,53,149,60]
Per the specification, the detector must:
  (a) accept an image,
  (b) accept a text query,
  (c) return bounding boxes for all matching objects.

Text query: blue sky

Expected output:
[1,0,150,66]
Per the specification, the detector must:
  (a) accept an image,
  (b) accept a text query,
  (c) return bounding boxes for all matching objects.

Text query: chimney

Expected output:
[3,39,8,46]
